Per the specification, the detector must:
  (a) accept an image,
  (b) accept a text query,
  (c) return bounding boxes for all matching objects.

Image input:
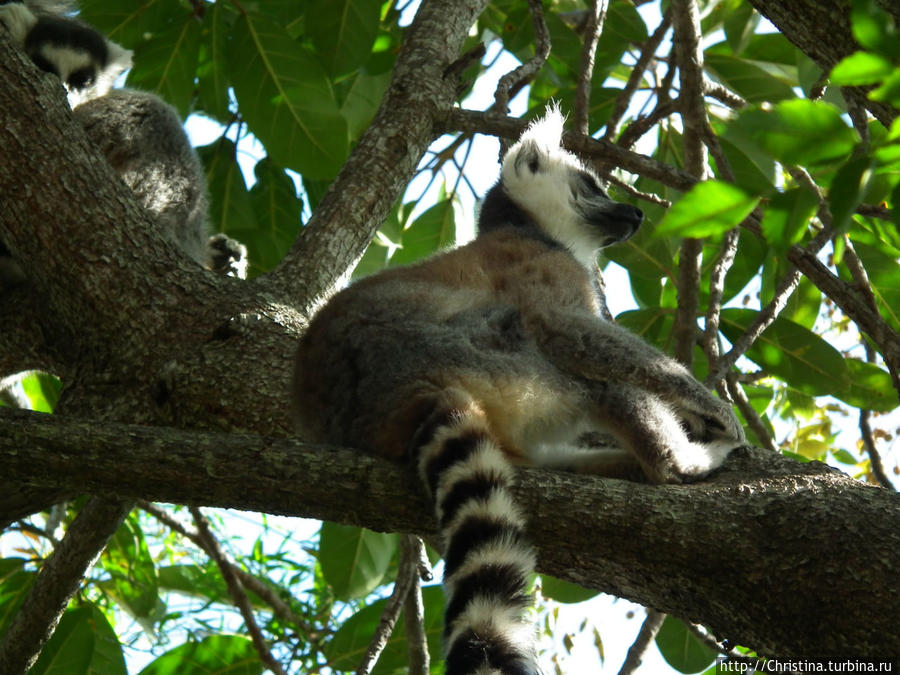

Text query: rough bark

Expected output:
[1,410,898,658]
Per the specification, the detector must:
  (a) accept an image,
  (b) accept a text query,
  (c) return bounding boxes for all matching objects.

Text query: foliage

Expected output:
[2,0,899,673]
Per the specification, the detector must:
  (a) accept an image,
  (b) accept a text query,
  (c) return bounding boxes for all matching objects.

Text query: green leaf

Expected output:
[837,359,898,411]
[197,138,257,247]
[319,523,397,600]
[719,309,850,396]
[248,159,303,273]
[848,240,900,331]
[31,605,127,675]
[139,635,263,675]
[830,51,894,86]
[725,100,858,166]
[828,156,873,233]
[324,585,444,672]
[0,560,33,637]
[655,615,717,674]
[196,3,233,123]
[307,0,382,77]
[655,181,759,239]
[390,200,457,266]
[540,575,599,604]
[102,514,159,619]
[704,52,796,103]
[723,1,757,54]
[157,564,230,603]
[341,70,392,140]
[78,0,182,48]
[229,11,349,179]
[615,308,675,352]
[760,187,818,254]
[127,15,202,118]
[19,372,61,413]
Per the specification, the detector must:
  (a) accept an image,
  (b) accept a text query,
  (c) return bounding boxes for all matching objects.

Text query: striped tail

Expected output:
[411,394,540,675]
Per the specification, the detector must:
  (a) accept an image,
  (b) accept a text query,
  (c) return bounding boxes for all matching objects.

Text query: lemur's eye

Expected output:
[579,172,606,197]
[528,157,539,173]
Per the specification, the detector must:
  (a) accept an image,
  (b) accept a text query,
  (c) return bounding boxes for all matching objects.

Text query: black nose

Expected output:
[624,205,643,225]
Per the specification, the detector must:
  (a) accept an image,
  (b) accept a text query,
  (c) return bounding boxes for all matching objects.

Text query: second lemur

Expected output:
[293,108,746,675]
[0,0,247,282]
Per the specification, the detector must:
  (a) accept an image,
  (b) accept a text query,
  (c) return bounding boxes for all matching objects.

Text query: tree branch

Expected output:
[617,609,665,675]
[2,409,898,657]
[190,507,287,675]
[573,0,609,135]
[0,495,130,673]
[269,0,492,306]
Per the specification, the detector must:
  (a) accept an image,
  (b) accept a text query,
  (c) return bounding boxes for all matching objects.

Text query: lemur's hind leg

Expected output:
[410,389,539,675]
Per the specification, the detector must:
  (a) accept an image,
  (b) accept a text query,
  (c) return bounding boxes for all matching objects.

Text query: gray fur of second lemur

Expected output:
[0,0,247,288]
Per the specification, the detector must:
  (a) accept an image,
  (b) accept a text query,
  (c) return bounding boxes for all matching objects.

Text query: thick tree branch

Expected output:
[2,410,898,658]
[269,0,492,306]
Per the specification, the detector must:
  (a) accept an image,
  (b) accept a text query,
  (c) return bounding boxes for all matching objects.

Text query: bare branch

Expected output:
[438,108,698,192]
[617,609,666,675]
[672,238,703,367]
[573,0,610,135]
[139,501,318,636]
[356,535,421,675]
[703,228,740,377]
[604,11,671,142]
[403,536,431,675]
[726,374,778,453]
[0,496,130,673]
[492,0,550,116]
[190,506,288,675]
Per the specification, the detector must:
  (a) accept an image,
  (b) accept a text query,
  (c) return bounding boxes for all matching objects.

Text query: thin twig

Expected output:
[707,227,832,386]
[726,373,778,452]
[190,506,288,675]
[140,501,317,637]
[703,228,740,378]
[403,536,430,675]
[356,535,421,675]
[492,0,550,116]
[859,410,895,491]
[618,609,666,675]
[573,0,609,135]
[604,10,671,142]
[603,173,672,207]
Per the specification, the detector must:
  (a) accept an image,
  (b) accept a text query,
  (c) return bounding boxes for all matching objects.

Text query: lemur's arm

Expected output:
[528,309,745,444]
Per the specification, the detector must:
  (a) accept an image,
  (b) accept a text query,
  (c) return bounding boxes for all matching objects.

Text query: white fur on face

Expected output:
[500,107,607,270]
[65,40,132,108]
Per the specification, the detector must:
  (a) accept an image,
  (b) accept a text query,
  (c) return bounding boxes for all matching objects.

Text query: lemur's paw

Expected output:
[670,438,740,483]
[207,234,248,279]
[678,395,745,446]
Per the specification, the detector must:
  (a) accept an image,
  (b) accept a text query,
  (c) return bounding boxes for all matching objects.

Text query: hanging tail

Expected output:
[411,393,540,675]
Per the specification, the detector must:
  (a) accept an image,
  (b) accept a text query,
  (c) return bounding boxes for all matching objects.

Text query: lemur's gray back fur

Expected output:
[294,108,745,674]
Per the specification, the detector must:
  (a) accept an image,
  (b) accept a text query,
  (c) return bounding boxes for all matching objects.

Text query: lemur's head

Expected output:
[480,105,643,270]
[21,13,132,108]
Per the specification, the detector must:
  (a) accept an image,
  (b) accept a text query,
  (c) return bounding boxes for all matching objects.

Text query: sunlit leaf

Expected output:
[319,523,397,600]
[139,635,263,675]
[760,187,818,253]
[541,575,599,604]
[324,585,444,672]
[830,51,894,86]
[390,200,457,266]
[655,181,759,239]
[103,514,159,619]
[837,359,898,411]
[31,605,127,675]
[655,616,717,674]
[719,309,850,395]
[725,100,859,166]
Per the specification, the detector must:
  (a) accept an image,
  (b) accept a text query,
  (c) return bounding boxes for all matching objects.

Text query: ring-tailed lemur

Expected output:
[0,0,247,285]
[293,108,746,674]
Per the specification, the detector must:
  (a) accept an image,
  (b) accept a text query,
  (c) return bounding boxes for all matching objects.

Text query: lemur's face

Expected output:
[23,14,132,108]
[502,108,643,268]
